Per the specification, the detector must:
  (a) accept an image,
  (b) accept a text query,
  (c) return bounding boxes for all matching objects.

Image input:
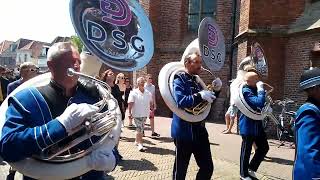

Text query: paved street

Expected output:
[0,116,295,180]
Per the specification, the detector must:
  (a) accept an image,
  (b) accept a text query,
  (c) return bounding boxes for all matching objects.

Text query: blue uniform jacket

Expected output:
[239,84,266,136]
[7,78,22,96]
[293,99,320,180]
[171,72,219,141]
[0,82,107,179]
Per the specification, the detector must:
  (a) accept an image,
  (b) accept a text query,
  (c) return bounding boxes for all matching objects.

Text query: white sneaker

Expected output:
[248,169,257,178]
[134,141,138,146]
[137,144,146,152]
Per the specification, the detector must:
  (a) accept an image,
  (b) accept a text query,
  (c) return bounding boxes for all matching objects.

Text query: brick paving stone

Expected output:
[0,116,294,180]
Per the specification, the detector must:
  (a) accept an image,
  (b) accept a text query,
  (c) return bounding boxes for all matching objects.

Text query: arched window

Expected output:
[188,0,216,32]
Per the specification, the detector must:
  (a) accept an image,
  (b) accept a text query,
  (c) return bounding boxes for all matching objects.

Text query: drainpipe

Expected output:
[229,0,238,80]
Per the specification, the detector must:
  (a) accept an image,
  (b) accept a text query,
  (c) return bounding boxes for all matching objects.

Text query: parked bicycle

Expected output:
[263,98,297,147]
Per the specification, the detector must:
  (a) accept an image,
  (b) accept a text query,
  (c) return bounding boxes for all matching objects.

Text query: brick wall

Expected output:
[138,0,235,121]
[249,0,305,30]
[235,0,309,102]
[284,32,320,105]
[238,0,250,33]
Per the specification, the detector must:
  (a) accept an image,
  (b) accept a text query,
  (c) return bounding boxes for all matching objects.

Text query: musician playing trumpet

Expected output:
[0,42,116,180]
[239,69,269,180]
[171,51,222,180]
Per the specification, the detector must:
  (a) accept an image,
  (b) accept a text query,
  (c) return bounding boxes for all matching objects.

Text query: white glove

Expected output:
[199,90,216,103]
[56,103,99,134]
[87,147,116,172]
[256,81,264,92]
[212,77,222,91]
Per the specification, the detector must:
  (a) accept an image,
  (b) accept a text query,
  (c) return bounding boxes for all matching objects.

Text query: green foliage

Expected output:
[70,35,83,53]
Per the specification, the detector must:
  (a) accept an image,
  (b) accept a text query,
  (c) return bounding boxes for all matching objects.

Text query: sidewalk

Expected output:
[0,116,295,180]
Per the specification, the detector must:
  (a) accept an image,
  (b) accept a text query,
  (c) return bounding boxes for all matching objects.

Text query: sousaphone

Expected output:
[0,0,154,179]
[233,42,273,120]
[158,17,225,122]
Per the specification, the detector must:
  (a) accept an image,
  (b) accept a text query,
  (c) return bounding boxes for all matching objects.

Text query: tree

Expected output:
[70,35,83,53]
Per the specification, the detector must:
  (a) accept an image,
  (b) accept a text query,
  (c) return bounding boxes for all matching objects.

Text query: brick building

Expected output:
[128,0,319,122]
[137,0,235,121]
[236,0,320,108]
[97,1,320,121]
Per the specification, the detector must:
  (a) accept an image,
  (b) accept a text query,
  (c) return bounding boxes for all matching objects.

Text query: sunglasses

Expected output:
[30,69,38,72]
[119,77,125,79]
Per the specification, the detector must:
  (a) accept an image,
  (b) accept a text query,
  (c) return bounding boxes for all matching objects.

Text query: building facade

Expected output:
[236,0,320,105]
[138,0,235,120]
[135,0,320,121]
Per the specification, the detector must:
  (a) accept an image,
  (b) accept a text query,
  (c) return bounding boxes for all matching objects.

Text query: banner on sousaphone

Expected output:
[70,0,154,71]
[199,17,226,72]
[181,17,226,73]
[250,42,268,77]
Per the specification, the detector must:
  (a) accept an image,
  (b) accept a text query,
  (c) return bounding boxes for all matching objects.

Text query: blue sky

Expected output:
[0,0,76,43]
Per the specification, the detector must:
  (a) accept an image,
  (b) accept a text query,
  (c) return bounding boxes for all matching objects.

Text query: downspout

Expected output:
[230,0,238,133]
[229,0,238,80]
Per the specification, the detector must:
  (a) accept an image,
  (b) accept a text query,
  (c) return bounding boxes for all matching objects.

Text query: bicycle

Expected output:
[263,98,297,147]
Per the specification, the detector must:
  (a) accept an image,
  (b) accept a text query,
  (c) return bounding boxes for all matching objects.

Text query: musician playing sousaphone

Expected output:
[159,17,225,180]
[234,43,273,180]
[0,42,116,180]
[238,68,269,180]
[171,51,222,179]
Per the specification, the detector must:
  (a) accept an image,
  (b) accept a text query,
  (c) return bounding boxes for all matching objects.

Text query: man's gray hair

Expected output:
[47,42,77,61]
[184,51,200,64]
[20,62,36,70]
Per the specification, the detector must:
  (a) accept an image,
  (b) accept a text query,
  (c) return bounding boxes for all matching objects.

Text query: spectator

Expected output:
[144,74,160,138]
[7,62,38,95]
[128,77,153,152]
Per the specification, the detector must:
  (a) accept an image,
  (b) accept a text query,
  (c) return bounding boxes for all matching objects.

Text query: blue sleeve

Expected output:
[6,83,13,96]
[296,112,320,177]
[173,78,202,109]
[243,88,266,109]
[0,102,67,162]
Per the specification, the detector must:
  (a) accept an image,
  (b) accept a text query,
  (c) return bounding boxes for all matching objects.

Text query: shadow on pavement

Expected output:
[151,136,173,143]
[264,156,294,165]
[144,145,175,155]
[118,158,158,171]
[268,140,295,149]
[120,137,156,145]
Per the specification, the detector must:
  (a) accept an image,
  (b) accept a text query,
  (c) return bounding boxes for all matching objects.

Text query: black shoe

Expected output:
[151,132,160,138]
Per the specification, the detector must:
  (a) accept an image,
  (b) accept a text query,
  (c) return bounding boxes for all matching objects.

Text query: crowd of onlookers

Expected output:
[96,70,160,153]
